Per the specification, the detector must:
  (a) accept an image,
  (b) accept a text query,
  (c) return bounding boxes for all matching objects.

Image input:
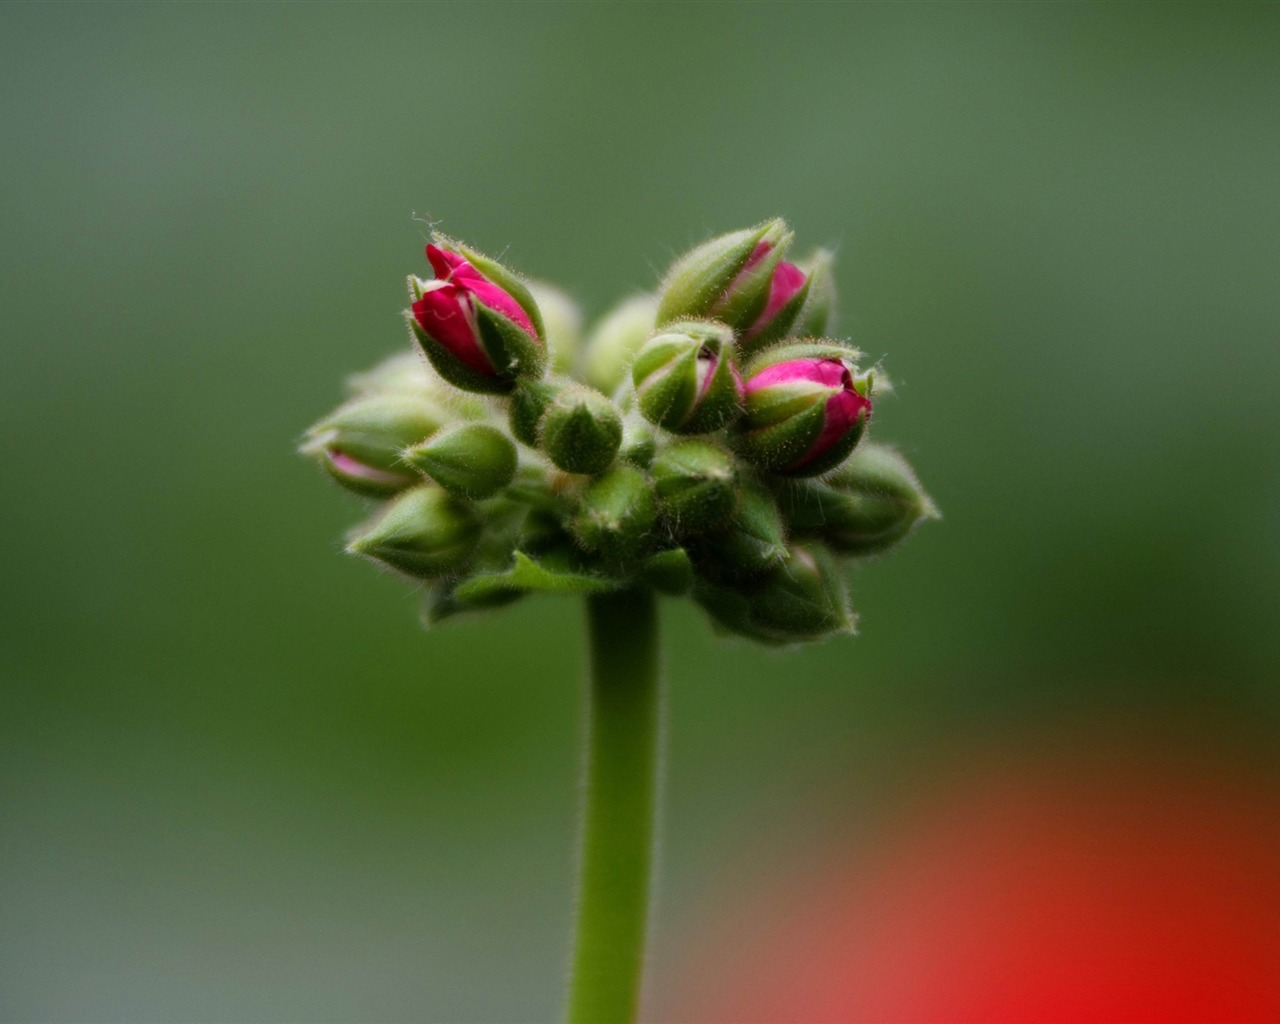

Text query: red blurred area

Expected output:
[670,743,1280,1023]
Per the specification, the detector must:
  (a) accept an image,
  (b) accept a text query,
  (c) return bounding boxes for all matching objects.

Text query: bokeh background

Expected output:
[3,3,1278,1021]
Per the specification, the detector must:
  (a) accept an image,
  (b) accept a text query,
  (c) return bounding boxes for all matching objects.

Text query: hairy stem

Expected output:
[567,588,662,1024]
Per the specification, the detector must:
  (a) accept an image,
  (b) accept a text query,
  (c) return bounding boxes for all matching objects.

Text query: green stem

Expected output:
[567,588,662,1024]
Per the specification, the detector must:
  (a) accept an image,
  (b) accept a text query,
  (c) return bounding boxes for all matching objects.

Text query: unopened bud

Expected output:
[642,547,695,595]
[632,321,742,434]
[739,257,811,351]
[791,248,837,338]
[749,543,855,641]
[302,393,446,498]
[402,423,518,500]
[656,219,793,333]
[619,412,657,469]
[650,440,738,534]
[508,376,566,447]
[696,485,787,578]
[408,239,545,394]
[695,542,854,645]
[346,485,481,578]
[528,280,584,376]
[539,385,623,475]
[572,465,657,561]
[735,343,873,477]
[778,444,937,555]
[581,294,659,395]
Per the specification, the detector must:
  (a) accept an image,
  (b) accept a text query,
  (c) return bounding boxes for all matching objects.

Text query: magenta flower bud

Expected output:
[738,257,811,350]
[734,344,874,477]
[656,219,793,333]
[408,241,546,394]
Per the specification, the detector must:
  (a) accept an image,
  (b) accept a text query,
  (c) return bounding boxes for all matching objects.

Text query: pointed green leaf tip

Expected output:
[456,551,622,602]
[346,485,481,579]
[403,423,517,500]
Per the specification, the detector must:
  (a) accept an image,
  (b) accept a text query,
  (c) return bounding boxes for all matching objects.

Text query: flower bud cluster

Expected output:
[302,221,935,645]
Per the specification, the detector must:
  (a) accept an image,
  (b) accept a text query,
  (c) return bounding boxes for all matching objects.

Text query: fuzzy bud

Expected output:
[656,219,793,333]
[778,444,937,556]
[302,393,447,498]
[695,543,854,645]
[642,548,695,595]
[581,294,659,395]
[539,384,623,475]
[650,440,738,535]
[508,377,565,447]
[631,321,742,435]
[408,240,545,394]
[734,343,873,477]
[572,465,657,561]
[696,485,787,579]
[738,257,811,352]
[346,485,481,579]
[619,412,657,469]
[402,423,518,500]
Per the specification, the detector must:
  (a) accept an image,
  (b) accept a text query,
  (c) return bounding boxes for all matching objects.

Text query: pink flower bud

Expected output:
[742,258,810,346]
[737,351,873,476]
[408,243,545,393]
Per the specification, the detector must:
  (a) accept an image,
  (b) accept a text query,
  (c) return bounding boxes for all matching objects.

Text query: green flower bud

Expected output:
[508,376,566,447]
[539,384,623,476]
[402,423,518,500]
[734,342,874,477]
[346,485,481,579]
[572,465,657,561]
[696,485,787,579]
[650,440,738,535]
[656,219,792,333]
[582,294,659,394]
[302,393,447,498]
[641,548,695,595]
[528,280,584,376]
[619,411,657,469]
[632,321,742,435]
[778,444,937,556]
[791,248,838,338]
[694,543,854,645]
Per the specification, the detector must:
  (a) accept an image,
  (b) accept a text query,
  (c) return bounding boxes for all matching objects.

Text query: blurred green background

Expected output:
[2,3,1278,1020]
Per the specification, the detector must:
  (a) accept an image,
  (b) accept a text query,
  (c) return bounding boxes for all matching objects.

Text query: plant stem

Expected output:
[567,588,662,1024]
